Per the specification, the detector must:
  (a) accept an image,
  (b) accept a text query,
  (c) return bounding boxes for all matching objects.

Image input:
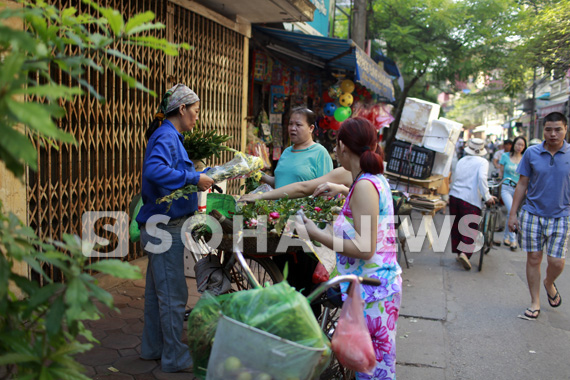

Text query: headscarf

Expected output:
[155,84,200,121]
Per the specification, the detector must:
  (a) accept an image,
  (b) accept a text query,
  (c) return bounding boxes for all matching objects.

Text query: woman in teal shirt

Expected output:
[261,107,333,188]
[259,107,333,300]
[499,136,527,250]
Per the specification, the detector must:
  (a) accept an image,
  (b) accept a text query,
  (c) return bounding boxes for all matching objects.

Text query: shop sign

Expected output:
[307,0,330,37]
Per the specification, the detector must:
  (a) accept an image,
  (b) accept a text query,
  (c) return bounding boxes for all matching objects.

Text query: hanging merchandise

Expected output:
[328,84,342,99]
[334,106,352,122]
[338,93,354,107]
[324,102,337,117]
[329,117,341,131]
[270,85,286,114]
[340,79,355,94]
[322,89,334,103]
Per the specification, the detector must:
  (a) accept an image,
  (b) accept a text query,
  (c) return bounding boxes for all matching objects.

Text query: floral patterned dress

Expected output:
[333,173,402,379]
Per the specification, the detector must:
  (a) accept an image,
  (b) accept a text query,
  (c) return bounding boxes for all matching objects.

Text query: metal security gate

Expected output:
[26,0,246,282]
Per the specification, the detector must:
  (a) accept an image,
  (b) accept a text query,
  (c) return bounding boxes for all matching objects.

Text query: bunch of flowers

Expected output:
[238,195,345,235]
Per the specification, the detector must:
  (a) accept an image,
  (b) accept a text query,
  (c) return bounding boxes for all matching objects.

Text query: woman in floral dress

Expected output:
[299,117,402,379]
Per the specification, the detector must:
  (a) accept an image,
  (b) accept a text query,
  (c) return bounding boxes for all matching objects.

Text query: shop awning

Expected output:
[254,26,395,102]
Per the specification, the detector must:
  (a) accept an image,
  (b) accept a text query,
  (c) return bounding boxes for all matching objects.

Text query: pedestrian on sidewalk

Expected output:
[449,138,498,270]
[499,136,527,251]
[298,117,402,379]
[508,112,568,320]
[136,84,214,372]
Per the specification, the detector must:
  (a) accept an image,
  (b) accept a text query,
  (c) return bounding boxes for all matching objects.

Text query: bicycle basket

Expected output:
[206,193,236,218]
[206,315,331,380]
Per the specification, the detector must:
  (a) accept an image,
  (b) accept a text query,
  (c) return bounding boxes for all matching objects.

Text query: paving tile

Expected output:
[112,293,135,304]
[75,346,120,367]
[128,298,145,310]
[121,318,144,335]
[120,286,146,299]
[93,372,135,379]
[152,368,197,380]
[119,348,139,357]
[113,355,159,375]
[110,306,145,319]
[88,316,127,331]
[80,365,96,378]
[100,331,141,350]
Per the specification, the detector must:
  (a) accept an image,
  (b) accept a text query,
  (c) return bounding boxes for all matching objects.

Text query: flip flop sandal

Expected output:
[519,308,540,320]
[545,282,562,308]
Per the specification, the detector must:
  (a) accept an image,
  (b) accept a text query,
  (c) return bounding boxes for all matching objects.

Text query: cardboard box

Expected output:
[395,97,440,146]
[423,118,463,154]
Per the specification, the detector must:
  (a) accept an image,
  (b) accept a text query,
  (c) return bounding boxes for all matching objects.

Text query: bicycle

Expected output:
[476,175,506,271]
[197,234,381,380]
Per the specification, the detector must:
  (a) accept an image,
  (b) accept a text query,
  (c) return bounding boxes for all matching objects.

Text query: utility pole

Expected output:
[352,0,366,49]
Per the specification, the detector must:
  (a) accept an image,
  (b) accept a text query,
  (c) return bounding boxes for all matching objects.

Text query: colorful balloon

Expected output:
[329,118,341,130]
[339,93,354,107]
[334,106,352,122]
[340,79,355,94]
[324,102,337,117]
[328,85,342,99]
[318,116,331,130]
[322,90,333,103]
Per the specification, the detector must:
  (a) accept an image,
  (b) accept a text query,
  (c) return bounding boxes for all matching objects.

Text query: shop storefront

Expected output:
[246,26,395,170]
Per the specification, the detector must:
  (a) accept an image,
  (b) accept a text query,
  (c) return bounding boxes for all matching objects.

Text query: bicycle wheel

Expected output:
[485,210,497,254]
[228,254,283,291]
[478,211,490,271]
[318,306,356,380]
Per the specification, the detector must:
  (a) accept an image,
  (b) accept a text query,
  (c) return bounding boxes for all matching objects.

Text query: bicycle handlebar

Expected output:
[305,274,381,303]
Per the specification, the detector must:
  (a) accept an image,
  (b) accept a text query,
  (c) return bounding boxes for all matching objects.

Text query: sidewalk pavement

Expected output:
[75,258,201,380]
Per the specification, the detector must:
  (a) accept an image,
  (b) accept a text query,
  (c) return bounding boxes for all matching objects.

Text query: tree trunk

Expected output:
[384,73,423,149]
[352,0,367,49]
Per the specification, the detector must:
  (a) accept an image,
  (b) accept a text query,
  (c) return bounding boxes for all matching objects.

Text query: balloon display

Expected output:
[339,93,354,107]
[334,106,352,122]
[324,102,337,117]
[340,79,355,93]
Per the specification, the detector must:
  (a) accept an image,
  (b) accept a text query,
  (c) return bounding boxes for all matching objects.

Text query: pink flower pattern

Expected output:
[332,173,402,380]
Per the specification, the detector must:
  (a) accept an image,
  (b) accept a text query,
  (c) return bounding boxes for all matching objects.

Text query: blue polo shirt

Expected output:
[136,121,201,224]
[517,141,570,218]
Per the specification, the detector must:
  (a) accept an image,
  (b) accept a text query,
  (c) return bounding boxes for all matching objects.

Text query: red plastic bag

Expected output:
[331,282,376,373]
[312,261,329,284]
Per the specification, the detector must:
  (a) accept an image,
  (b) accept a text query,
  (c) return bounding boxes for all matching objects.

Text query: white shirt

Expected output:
[449,155,492,209]
[493,149,504,162]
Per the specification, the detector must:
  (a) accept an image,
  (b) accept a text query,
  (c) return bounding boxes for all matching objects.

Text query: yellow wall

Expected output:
[1,0,28,299]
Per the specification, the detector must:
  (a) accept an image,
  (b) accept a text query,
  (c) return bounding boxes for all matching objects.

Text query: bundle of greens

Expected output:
[183,127,232,161]
[156,150,264,210]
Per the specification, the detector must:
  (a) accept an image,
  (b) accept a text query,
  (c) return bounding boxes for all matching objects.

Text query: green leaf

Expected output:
[13,85,83,100]
[5,99,75,143]
[98,7,124,36]
[106,48,147,70]
[86,259,142,279]
[0,353,38,366]
[124,11,156,34]
[45,295,65,337]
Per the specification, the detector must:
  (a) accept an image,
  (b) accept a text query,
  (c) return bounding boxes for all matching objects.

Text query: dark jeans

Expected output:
[449,195,482,259]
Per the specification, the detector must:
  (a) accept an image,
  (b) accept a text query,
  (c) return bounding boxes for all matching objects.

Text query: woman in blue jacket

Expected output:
[136,84,214,372]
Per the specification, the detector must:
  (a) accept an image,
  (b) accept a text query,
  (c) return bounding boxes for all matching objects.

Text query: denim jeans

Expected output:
[140,216,192,372]
[501,184,516,243]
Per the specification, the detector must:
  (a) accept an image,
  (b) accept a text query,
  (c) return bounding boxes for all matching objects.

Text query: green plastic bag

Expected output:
[129,197,143,243]
[187,292,233,379]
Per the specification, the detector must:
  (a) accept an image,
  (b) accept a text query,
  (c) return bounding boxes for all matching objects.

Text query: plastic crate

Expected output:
[386,140,435,179]
[206,315,330,380]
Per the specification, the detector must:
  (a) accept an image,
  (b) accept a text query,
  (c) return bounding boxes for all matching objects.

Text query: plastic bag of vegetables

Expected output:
[187,292,233,379]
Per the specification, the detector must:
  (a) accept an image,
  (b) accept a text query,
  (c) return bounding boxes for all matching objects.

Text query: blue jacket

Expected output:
[136,120,201,224]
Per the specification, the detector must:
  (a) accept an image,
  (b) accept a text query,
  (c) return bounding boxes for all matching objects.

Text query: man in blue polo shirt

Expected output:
[508,112,569,320]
